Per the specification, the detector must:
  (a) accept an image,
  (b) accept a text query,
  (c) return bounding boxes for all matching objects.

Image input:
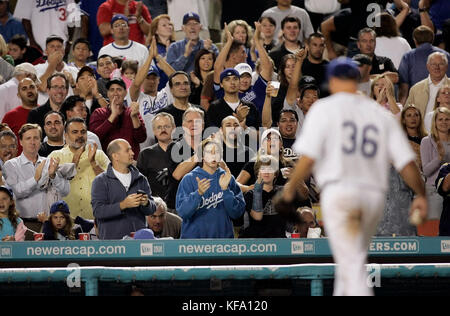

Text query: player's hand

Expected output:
[196,177,211,195]
[120,194,142,210]
[409,195,428,226]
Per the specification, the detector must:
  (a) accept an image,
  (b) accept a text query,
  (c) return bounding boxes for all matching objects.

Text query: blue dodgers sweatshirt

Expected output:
[176,167,245,239]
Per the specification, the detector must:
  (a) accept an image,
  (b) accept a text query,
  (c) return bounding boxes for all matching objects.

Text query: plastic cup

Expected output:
[130,232,136,238]
[79,233,90,241]
[281,167,290,179]
[270,81,280,97]
[291,233,301,238]
[34,233,44,241]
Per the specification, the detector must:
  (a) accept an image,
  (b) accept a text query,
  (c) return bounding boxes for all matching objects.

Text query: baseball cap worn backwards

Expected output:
[220,68,240,83]
[326,57,361,81]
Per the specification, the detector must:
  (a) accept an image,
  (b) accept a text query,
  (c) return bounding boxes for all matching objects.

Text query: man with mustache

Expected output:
[0,130,18,169]
[2,77,39,154]
[49,118,110,220]
[137,113,175,199]
[38,111,65,157]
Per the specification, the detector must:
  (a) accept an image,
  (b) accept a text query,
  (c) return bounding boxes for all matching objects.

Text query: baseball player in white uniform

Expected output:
[281,58,428,296]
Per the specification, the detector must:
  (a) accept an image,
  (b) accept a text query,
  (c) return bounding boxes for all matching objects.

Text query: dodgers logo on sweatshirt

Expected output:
[198,191,224,210]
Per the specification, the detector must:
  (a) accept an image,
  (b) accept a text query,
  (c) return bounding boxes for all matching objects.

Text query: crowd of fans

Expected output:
[0,0,449,241]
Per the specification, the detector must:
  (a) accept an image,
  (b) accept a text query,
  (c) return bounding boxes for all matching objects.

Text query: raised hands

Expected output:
[196,177,211,195]
[219,164,232,191]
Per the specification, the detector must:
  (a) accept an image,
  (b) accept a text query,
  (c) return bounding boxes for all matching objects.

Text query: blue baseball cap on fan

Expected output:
[111,14,129,25]
[147,66,160,77]
[220,68,240,83]
[183,12,200,25]
[134,228,156,240]
[326,57,361,81]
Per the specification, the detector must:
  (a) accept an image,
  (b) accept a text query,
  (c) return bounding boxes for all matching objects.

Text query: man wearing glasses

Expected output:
[27,73,69,137]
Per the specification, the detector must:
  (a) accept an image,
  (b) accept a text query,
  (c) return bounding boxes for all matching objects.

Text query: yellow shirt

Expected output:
[49,145,110,219]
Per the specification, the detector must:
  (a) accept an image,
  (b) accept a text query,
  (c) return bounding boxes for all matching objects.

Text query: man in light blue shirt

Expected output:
[166,12,218,74]
[3,123,70,240]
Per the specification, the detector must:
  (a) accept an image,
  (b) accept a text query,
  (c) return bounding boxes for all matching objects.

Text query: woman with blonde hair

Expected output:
[0,34,14,66]
[424,85,450,132]
[371,74,401,116]
[221,20,256,68]
[420,107,450,221]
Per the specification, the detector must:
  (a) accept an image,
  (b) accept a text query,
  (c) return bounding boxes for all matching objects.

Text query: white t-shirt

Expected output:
[98,41,149,67]
[13,0,78,51]
[293,92,415,192]
[305,0,340,14]
[113,168,132,191]
[0,77,21,121]
[226,101,240,112]
[126,86,173,150]
[375,37,411,69]
[261,6,314,44]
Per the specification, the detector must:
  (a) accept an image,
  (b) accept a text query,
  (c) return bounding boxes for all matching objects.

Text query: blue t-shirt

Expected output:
[0,217,22,240]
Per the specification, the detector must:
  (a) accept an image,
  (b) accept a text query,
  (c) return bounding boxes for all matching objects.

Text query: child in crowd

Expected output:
[121,59,139,90]
[38,201,83,241]
[0,186,26,242]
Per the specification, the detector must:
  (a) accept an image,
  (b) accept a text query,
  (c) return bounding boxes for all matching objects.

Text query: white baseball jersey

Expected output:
[14,0,78,51]
[293,92,415,192]
[126,86,173,150]
[0,78,22,121]
[98,41,149,68]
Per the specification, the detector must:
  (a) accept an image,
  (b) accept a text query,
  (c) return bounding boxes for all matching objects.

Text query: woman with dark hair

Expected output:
[401,104,428,172]
[374,12,411,69]
[0,186,25,241]
[258,16,277,53]
[189,49,216,105]
[7,34,44,66]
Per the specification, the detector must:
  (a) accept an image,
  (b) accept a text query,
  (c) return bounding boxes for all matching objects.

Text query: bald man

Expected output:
[91,139,156,240]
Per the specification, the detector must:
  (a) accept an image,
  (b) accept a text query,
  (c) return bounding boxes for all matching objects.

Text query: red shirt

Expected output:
[89,106,147,160]
[97,0,152,46]
[2,106,32,155]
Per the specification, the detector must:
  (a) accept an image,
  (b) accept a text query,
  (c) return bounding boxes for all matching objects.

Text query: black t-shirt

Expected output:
[206,99,261,129]
[166,138,197,209]
[38,142,64,157]
[137,143,171,199]
[156,104,204,128]
[241,187,287,238]
[282,137,298,160]
[222,142,256,178]
[370,55,398,75]
[301,59,330,96]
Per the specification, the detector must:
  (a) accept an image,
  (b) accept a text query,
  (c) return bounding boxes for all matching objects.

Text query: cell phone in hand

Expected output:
[136,190,146,196]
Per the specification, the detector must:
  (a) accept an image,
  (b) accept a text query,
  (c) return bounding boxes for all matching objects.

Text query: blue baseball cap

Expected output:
[111,14,129,25]
[50,200,70,215]
[220,68,240,83]
[183,12,200,25]
[147,66,160,77]
[134,228,156,240]
[0,186,13,199]
[326,57,361,81]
